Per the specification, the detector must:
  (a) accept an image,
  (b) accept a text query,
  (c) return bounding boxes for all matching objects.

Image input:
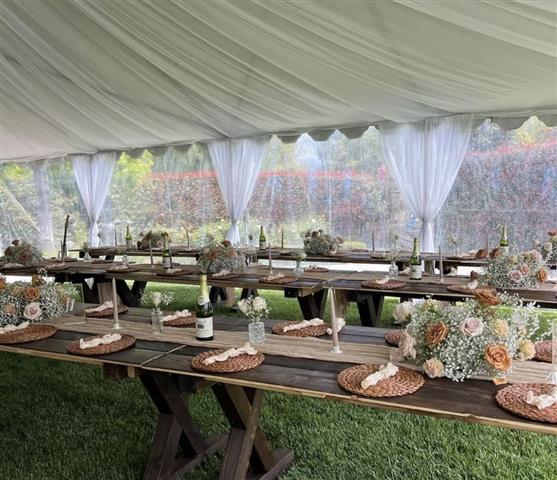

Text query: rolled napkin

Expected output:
[79,333,122,350]
[526,387,557,410]
[213,269,231,277]
[361,362,399,389]
[203,343,258,365]
[0,321,30,335]
[163,268,183,274]
[375,276,390,285]
[283,318,324,333]
[162,309,192,323]
[465,279,478,291]
[3,263,24,268]
[447,267,458,277]
[326,318,345,335]
[85,301,113,313]
[108,264,132,271]
[399,266,411,276]
[262,272,284,281]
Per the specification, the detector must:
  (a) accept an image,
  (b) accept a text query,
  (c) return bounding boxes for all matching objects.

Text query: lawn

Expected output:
[0,285,555,480]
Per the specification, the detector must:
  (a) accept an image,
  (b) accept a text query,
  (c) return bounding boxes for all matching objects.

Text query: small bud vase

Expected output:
[248,319,265,344]
[388,261,399,278]
[151,308,163,334]
[293,260,304,276]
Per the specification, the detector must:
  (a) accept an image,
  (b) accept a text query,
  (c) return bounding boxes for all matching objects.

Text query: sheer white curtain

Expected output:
[208,136,270,244]
[71,152,117,246]
[381,114,474,252]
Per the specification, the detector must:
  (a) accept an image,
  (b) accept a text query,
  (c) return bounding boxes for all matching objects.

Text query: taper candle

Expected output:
[329,289,342,354]
[111,278,121,330]
[281,229,284,250]
[372,231,375,252]
[268,244,273,274]
[439,246,444,283]
[186,228,190,248]
[149,240,154,268]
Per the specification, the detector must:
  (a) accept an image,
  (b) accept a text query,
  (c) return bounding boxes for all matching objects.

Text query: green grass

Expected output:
[0,285,556,479]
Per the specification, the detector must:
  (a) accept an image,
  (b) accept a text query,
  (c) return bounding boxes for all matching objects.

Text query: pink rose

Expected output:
[460,317,484,337]
[520,264,530,274]
[423,358,445,379]
[23,302,42,321]
[507,270,523,284]
[529,250,542,262]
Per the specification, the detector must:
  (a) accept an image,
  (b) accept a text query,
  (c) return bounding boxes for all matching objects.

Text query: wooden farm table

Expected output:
[328,271,557,326]
[0,309,554,480]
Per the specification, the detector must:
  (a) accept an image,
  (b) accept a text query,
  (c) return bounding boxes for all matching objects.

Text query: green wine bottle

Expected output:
[259,225,267,250]
[161,233,171,269]
[196,274,214,341]
[125,226,133,250]
[410,238,422,280]
[499,226,509,255]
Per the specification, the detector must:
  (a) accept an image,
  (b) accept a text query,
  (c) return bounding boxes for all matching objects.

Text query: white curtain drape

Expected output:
[381,114,474,252]
[71,152,117,246]
[208,136,270,244]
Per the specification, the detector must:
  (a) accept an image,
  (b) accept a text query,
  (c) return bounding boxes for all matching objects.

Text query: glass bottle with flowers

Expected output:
[238,295,269,344]
[293,251,306,276]
[141,290,174,334]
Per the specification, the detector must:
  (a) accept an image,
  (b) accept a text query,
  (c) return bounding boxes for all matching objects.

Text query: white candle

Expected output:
[111,278,121,330]
[439,246,444,283]
[330,289,342,354]
[372,231,375,251]
[186,229,190,248]
[149,240,154,267]
[268,244,273,273]
[281,229,284,250]
[485,231,488,252]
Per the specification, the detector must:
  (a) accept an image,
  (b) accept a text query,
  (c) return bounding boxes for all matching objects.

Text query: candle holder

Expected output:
[546,317,557,385]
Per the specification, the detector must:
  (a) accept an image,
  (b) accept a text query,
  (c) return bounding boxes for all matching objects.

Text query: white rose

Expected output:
[460,317,484,337]
[252,296,267,312]
[23,302,42,321]
[237,299,249,314]
[543,241,553,252]
[393,301,414,324]
[423,358,445,379]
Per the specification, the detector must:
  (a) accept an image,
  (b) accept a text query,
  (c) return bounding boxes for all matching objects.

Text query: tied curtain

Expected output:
[208,136,270,244]
[71,152,117,246]
[381,114,474,252]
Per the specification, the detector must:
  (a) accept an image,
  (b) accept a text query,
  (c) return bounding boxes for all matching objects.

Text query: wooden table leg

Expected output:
[352,292,384,327]
[140,372,227,480]
[294,290,328,320]
[212,384,294,480]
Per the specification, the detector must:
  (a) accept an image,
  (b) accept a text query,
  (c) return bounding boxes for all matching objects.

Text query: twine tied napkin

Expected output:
[85,301,113,313]
[213,269,231,277]
[79,333,122,350]
[361,363,399,389]
[162,310,192,322]
[283,318,324,333]
[203,343,258,365]
[526,387,557,410]
[262,272,284,281]
[0,321,29,335]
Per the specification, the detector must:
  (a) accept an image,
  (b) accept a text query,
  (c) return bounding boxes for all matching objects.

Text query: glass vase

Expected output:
[293,260,304,276]
[151,308,163,335]
[388,261,399,278]
[83,250,92,262]
[248,320,265,345]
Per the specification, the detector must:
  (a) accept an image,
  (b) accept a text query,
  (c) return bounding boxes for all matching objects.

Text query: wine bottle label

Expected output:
[500,246,509,255]
[410,264,422,279]
[259,241,266,249]
[196,316,213,338]
[162,256,171,268]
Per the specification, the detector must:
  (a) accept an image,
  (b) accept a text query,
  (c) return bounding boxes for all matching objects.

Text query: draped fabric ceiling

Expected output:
[1,0,556,162]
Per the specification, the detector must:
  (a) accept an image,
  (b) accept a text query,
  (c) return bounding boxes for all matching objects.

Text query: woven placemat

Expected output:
[67,334,136,356]
[338,364,425,398]
[305,266,329,273]
[271,321,329,337]
[209,272,243,280]
[156,269,194,277]
[191,349,265,373]
[85,304,129,318]
[495,383,557,423]
[259,275,298,285]
[385,329,403,346]
[361,280,406,290]
[92,259,114,264]
[0,324,57,345]
[162,312,196,327]
[535,341,553,363]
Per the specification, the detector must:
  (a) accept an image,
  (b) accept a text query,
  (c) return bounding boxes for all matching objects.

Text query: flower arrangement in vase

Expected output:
[3,240,43,266]
[303,229,343,255]
[197,241,247,274]
[137,230,170,250]
[481,250,548,289]
[238,295,269,344]
[394,291,542,382]
[535,229,557,263]
[141,290,174,334]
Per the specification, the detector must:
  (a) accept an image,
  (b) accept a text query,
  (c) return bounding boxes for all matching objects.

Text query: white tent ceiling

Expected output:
[1,0,556,162]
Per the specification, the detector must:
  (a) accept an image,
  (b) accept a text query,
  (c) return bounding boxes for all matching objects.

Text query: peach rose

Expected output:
[2,303,16,316]
[0,276,6,290]
[485,344,512,372]
[518,339,536,360]
[426,321,448,347]
[10,285,24,297]
[492,319,509,338]
[507,270,523,284]
[473,288,502,307]
[23,302,42,321]
[31,275,44,287]
[423,358,445,379]
[520,264,530,274]
[23,286,41,301]
[537,268,548,283]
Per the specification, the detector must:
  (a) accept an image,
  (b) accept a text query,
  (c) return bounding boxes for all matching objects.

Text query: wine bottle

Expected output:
[196,274,214,341]
[259,225,267,250]
[499,226,509,255]
[161,233,171,269]
[125,226,133,250]
[410,238,422,280]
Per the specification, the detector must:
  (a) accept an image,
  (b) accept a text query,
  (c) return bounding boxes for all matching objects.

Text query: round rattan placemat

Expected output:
[259,275,298,285]
[305,267,329,273]
[534,341,553,363]
[495,383,557,423]
[338,364,425,398]
[85,304,129,318]
[191,349,265,373]
[209,272,242,280]
[385,329,403,346]
[272,321,329,337]
[361,280,406,290]
[67,334,136,356]
[0,324,57,345]
[156,269,194,277]
[107,265,145,273]
[163,312,196,327]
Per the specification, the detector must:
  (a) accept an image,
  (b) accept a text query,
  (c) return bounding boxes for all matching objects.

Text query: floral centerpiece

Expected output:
[394,291,542,382]
[238,295,269,344]
[303,229,343,255]
[3,240,43,266]
[536,229,557,263]
[141,290,175,334]
[197,241,246,274]
[137,230,170,250]
[0,274,72,327]
[393,300,415,325]
[481,250,548,289]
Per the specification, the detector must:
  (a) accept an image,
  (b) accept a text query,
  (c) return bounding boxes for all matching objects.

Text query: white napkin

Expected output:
[162,309,192,323]
[447,267,458,277]
[263,272,284,281]
[203,343,258,365]
[0,321,29,335]
[213,269,231,277]
[375,276,390,285]
[283,318,324,333]
[108,264,131,271]
[3,263,24,268]
[326,318,345,335]
[399,266,411,276]
[361,363,399,389]
[526,387,557,410]
[79,333,122,350]
[163,268,182,274]
[85,301,113,313]
[465,279,478,290]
